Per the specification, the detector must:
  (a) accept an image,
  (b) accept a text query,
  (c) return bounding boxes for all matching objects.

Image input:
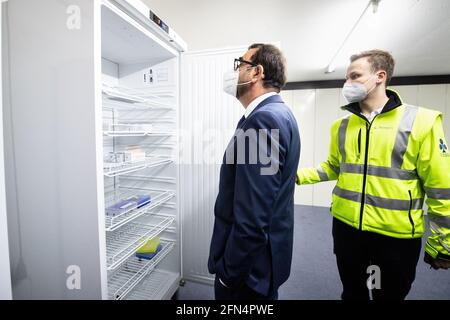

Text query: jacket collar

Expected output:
[245,92,277,118]
[341,89,403,118]
[238,94,284,128]
[251,93,284,114]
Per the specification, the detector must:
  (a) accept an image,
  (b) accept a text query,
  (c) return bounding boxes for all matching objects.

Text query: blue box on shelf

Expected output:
[106,194,151,216]
[136,244,163,260]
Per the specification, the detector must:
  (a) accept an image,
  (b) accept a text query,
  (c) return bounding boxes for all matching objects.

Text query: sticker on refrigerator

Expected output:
[144,67,169,85]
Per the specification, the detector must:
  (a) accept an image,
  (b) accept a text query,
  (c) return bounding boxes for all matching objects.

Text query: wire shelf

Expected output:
[105,190,175,232]
[103,123,175,137]
[119,175,176,184]
[102,84,174,110]
[108,241,175,300]
[124,269,180,300]
[104,132,174,137]
[106,215,174,271]
[103,123,152,137]
[103,156,172,177]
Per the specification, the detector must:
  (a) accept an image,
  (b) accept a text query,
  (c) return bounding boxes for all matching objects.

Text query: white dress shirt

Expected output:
[244,92,278,118]
[362,106,384,122]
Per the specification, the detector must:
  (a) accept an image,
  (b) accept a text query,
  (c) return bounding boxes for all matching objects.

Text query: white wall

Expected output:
[142,0,450,82]
[288,83,450,207]
[281,90,314,206]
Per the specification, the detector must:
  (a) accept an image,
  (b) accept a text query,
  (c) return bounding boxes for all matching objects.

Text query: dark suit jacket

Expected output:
[208,94,301,296]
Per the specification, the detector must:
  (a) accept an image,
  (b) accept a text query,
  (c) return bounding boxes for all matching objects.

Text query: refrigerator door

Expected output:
[179,46,247,284]
[3,0,107,299]
[0,2,12,300]
[3,0,184,300]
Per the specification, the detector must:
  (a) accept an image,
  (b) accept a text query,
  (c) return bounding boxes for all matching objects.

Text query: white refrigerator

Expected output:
[2,0,246,299]
[0,2,13,301]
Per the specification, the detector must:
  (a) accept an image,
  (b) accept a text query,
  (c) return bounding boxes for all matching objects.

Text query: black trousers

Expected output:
[332,217,421,300]
[214,277,278,300]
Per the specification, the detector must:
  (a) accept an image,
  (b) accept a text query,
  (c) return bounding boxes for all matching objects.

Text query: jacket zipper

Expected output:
[357,128,361,159]
[359,114,379,230]
[340,110,380,231]
[408,190,415,237]
[359,122,371,230]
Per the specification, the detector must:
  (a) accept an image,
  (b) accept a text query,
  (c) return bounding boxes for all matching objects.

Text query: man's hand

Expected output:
[424,252,450,270]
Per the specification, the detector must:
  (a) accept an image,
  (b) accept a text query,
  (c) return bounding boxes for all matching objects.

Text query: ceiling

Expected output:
[143,0,450,82]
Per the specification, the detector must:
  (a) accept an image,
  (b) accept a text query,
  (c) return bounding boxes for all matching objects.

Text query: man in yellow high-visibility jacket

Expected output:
[297,49,450,300]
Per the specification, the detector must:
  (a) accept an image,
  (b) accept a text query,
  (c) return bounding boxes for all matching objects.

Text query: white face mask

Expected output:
[223,69,253,98]
[342,75,377,103]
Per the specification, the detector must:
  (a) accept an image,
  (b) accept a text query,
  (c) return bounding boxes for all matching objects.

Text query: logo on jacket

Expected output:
[439,138,449,156]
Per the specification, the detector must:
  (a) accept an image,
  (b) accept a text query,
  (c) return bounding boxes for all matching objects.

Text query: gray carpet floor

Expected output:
[177,205,450,300]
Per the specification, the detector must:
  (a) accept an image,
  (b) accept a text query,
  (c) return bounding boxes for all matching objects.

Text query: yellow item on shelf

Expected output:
[136,237,160,254]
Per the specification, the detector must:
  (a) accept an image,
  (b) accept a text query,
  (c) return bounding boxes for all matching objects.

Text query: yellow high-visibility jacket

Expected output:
[297,89,450,260]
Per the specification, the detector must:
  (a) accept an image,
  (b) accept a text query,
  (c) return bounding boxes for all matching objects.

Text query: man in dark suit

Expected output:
[208,43,301,300]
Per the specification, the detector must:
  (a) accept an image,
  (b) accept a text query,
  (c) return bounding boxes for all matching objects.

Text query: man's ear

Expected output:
[254,65,265,82]
[376,70,387,84]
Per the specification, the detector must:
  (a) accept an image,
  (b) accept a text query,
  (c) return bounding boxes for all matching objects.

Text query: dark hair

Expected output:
[350,49,395,85]
[248,43,287,92]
